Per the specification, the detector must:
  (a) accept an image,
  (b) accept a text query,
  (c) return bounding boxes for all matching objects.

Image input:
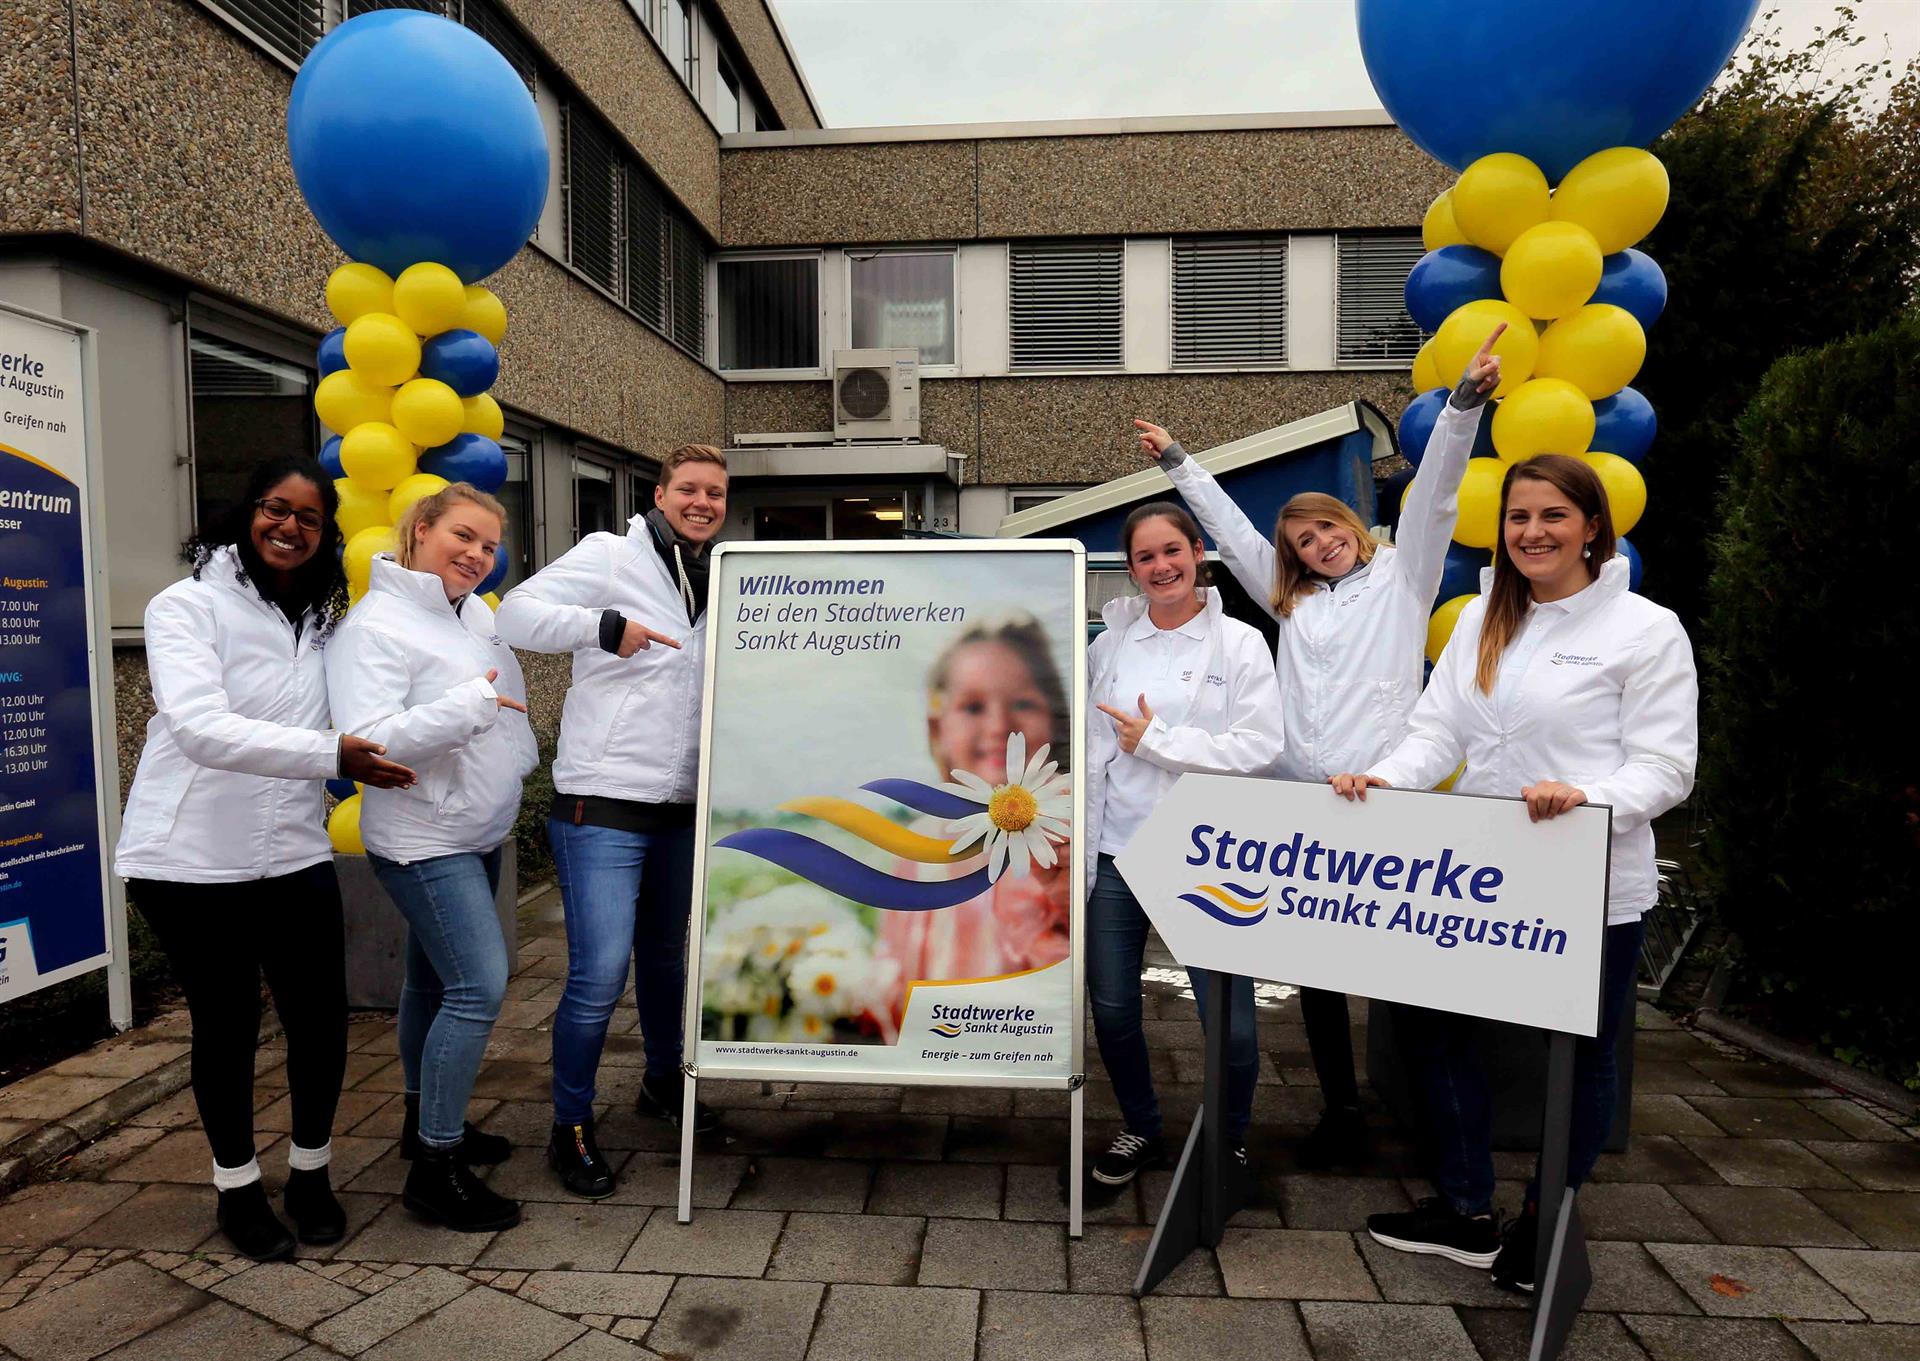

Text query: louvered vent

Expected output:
[1009,241,1123,371]
[565,105,620,295]
[217,0,323,63]
[1336,233,1426,365]
[1172,236,1289,367]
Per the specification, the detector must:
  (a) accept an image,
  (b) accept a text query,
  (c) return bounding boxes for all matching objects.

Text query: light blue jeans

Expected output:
[370,847,506,1148]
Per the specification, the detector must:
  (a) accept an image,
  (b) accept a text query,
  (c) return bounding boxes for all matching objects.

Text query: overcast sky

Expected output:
[771,0,1919,129]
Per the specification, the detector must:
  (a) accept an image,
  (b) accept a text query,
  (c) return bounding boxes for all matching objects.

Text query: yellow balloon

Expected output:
[481,591,502,610]
[389,472,449,525]
[460,286,508,345]
[1436,763,1465,792]
[1451,153,1551,255]
[1433,299,1537,399]
[333,477,392,542]
[328,792,365,855]
[460,392,505,440]
[1551,146,1670,254]
[343,525,397,596]
[1410,339,1443,394]
[340,423,418,491]
[1580,451,1648,535]
[314,370,394,435]
[1491,378,1595,462]
[1454,457,1508,549]
[1500,221,1603,320]
[1422,190,1469,251]
[325,262,394,327]
[1536,304,1646,399]
[342,312,421,387]
[392,262,467,336]
[390,378,465,448]
[1427,593,1477,664]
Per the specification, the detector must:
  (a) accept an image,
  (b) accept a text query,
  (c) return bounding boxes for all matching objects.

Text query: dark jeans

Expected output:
[1394,917,1646,1216]
[1087,854,1258,1143]
[131,861,347,1172]
[1301,987,1361,1111]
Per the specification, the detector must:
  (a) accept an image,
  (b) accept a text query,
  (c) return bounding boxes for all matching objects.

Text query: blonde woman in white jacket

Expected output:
[1082,501,1286,1187]
[327,483,537,1233]
[1132,327,1506,1167]
[1332,453,1697,1293]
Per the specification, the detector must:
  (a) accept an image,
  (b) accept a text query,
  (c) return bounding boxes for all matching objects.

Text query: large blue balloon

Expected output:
[1404,246,1503,335]
[1398,389,1448,467]
[317,327,348,377]
[1438,542,1493,604]
[325,777,357,802]
[420,433,508,493]
[478,543,510,596]
[319,434,345,479]
[1591,387,1658,464]
[287,10,549,282]
[1591,250,1668,330]
[1356,1,1761,182]
[419,330,499,397]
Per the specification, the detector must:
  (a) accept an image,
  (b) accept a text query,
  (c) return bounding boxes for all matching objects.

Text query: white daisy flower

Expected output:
[942,732,1072,882]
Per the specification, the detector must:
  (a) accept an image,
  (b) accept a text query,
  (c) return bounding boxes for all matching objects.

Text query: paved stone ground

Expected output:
[1,889,1915,1361]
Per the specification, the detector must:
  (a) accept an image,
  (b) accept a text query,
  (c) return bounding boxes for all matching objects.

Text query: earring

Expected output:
[1582,546,1592,559]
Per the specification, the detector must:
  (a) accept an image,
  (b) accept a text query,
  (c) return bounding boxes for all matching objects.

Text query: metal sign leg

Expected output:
[1069,1082,1084,1239]
[1529,1031,1591,1361]
[676,1066,698,1223]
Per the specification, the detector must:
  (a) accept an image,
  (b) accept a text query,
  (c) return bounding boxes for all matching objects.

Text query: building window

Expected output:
[850,251,955,367]
[716,55,741,135]
[564,104,621,296]
[1010,489,1073,516]
[670,216,706,358]
[625,167,668,331]
[670,0,697,90]
[345,0,536,88]
[1008,240,1123,371]
[494,435,533,590]
[573,456,616,541]
[1336,232,1426,365]
[1172,236,1289,368]
[188,332,315,533]
[718,257,819,372]
[208,0,323,65]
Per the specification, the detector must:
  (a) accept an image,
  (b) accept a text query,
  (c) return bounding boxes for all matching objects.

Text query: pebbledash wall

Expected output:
[0,0,1448,788]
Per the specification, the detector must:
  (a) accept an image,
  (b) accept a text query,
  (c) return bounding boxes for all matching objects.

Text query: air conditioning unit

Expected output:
[832,348,920,442]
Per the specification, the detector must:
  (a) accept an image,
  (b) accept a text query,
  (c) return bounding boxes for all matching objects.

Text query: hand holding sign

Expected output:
[1097,694,1156,755]
[1330,772,1391,802]
[1521,780,1586,822]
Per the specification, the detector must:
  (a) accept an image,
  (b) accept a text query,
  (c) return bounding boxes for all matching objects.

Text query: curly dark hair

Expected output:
[181,455,349,640]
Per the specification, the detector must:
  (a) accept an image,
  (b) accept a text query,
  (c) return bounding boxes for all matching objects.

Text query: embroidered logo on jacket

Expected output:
[1549,652,1603,667]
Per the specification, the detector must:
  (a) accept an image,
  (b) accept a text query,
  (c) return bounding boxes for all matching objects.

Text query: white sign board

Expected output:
[1116,777,1610,1036]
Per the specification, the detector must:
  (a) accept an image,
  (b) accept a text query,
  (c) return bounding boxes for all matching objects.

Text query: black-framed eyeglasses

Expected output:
[255,498,325,533]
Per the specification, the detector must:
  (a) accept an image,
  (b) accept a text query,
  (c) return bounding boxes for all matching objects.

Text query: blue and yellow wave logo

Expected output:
[1178,882,1269,926]
[929,1022,963,1038]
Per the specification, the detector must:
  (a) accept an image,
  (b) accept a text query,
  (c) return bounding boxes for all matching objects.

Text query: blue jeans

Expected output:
[1087,854,1258,1143]
[1396,917,1647,1216]
[547,819,696,1124]
[369,847,507,1149]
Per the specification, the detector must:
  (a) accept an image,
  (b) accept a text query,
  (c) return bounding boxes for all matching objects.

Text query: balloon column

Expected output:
[1363,0,1759,663]
[286,9,549,850]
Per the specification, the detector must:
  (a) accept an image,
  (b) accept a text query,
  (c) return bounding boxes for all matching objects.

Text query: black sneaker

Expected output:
[636,1071,718,1134]
[216,1181,296,1262]
[547,1119,616,1200]
[1297,1104,1369,1171]
[1091,1131,1166,1186]
[282,1167,347,1245]
[401,1093,513,1165]
[1367,1197,1501,1268]
[402,1142,522,1232]
[1491,1204,1539,1293]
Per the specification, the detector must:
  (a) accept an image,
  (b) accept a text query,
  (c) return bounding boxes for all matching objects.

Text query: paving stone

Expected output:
[900,1086,1015,1117]
[945,1116,1076,1166]
[1275,1174,1411,1230]
[730,1157,873,1213]
[1689,1098,1853,1141]
[1579,1182,1716,1243]
[1139,1295,1311,1361]
[0,1075,128,1122]
[57,1125,171,1178]
[1622,1315,1813,1361]
[646,1276,823,1361]
[66,1184,218,1253]
[1681,1137,1859,1189]
[1633,1062,1727,1096]
[125,1089,202,1130]
[805,1283,978,1361]
[1066,1225,1221,1297]
[0,1182,137,1248]
[1688,1060,1833,1098]
[308,1265,472,1356]
[361,1282,584,1361]
[472,1101,559,1149]
[1582,1241,1702,1314]
[211,1260,364,1330]
[868,1162,1003,1220]
[340,1149,412,1196]
[697,1108,836,1158]
[549,1329,662,1361]
[620,1208,785,1277]
[0,1260,201,1361]
[100,1298,306,1361]
[919,1218,1066,1291]
[1630,1094,1723,1138]
[1802,1141,1920,1191]
[1670,1186,1867,1247]
[339,1202,496,1265]
[1004,1164,1139,1225]
[1298,1302,1480,1361]
[1805,1191,1920,1249]
[293,1194,402,1262]
[814,1114,948,1162]
[1632,1030,1721,1063]
[1352,1234,1520,1308]
[1795,1248,1920,1323]
[1215,1227,1377,1301]
[476,1201,652,1271]
[104,1129,286,1185]
[1587,1134,1727,1186]
[1645,1242,1863,1319]
[976,1290,1144,1361]
[1798,1100,1912,1143]
[768,1211,922,1285]
[515,1269,672,1319]
[1786,1321,1920,1361]
[1458,1309,1651,1361]
[601,1151,745,1208]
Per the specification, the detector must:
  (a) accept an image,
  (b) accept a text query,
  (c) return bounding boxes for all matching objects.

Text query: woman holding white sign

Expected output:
[1082,502,1286,1185]
[1132,329,1504,1168]
[1330,454,1697,1292]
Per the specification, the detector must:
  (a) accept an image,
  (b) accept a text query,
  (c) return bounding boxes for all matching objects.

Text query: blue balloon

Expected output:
[325,778,357,801]
[1617,536,1644,591]
[1591,387,1658,464]
[317,327,348,377]
[1404,246,1504,335]
[1397,389,1448,467]
[1379,466,1416,532]
[319,434,345,479]
[1356,0,1761,181]
[420,433,508,492]
[1438,542,1492,604]
[286,10,549,282]
[1469,401,1497,460]
[419,330,499,397]
[1591,249,1668,330]
[478,544,510,596]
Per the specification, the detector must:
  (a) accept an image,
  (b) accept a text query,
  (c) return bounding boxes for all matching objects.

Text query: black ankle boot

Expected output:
[400,1093,513,1164]
[402,1142,521,1232]
[547,1118,616,1200]
[283,1166,348,1245]
[1297,1103,1370,1171]
[217,1181,296,1261]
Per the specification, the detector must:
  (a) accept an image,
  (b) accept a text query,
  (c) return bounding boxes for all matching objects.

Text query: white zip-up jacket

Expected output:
[326,555,537,863]
[114,548,340,884]
[1084,588,1286,892]
[493,515,705,804]
[1368,555,1698,920]
[1164,399,1478,782]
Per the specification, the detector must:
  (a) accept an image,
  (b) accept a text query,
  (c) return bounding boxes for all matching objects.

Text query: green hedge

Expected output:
[1701,312,1920,1087]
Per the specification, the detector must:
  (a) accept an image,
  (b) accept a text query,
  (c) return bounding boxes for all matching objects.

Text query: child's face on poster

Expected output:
[928,641,1053,786]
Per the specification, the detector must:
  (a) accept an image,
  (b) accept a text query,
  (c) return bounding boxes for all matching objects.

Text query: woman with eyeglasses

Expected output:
[116,456,416,1261]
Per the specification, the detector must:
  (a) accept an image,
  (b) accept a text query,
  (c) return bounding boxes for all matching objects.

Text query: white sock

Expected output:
[287,1141,332,1172]
[212,1156,262,1191]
